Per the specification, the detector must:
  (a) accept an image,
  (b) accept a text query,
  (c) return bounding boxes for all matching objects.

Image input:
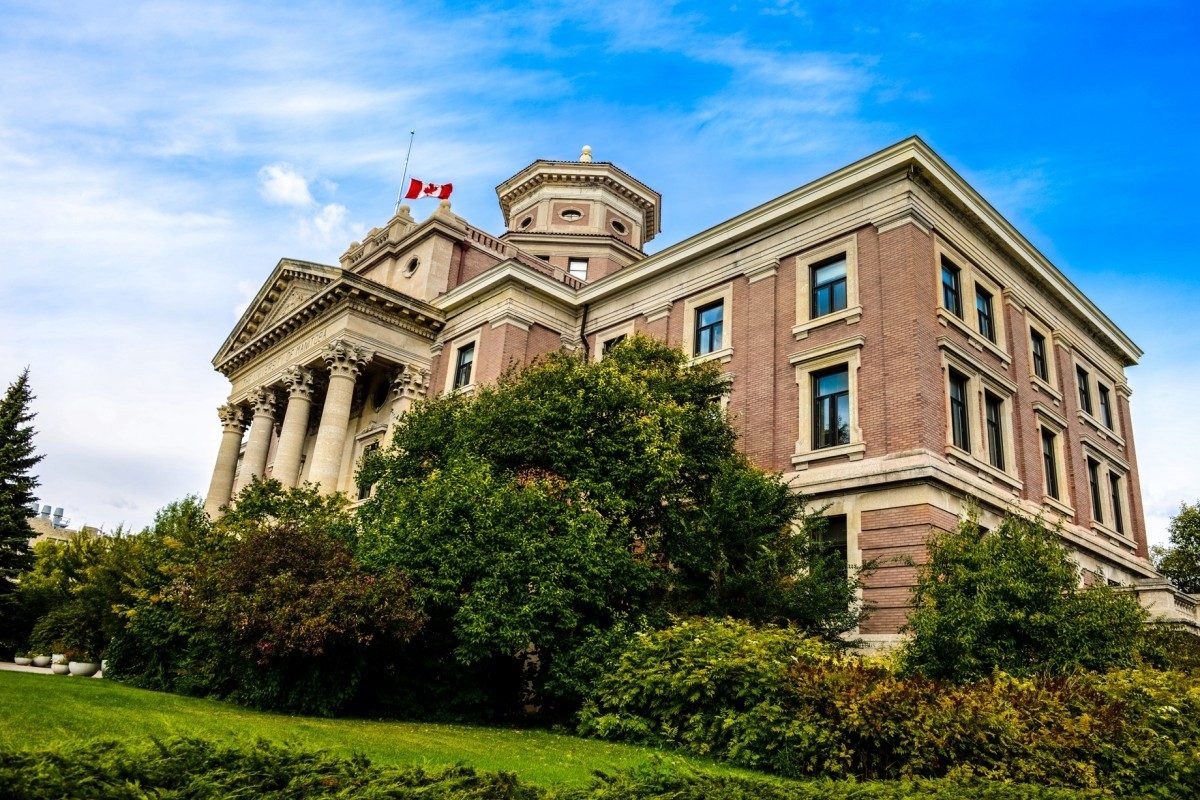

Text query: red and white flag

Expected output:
[403,178,453,200]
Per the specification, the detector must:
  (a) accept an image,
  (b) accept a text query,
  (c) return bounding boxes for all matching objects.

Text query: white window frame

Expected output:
[790,336,865,468]
[934,239,1011,367]
[793,233,861,340]
[442,328,484,395]
[938,337,1021,490]
[1081,439,1134,545]
[1033,403,1074,517]
[682,283,734,365]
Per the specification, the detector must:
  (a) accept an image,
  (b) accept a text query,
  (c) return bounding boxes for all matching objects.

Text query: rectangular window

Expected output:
[810,255,848,319]
[1088,457,1104,524]
[694,300,724,356]
[601,334,626,355]
[949,369,970,451]
[1042,427,1060,500]
[1077,367,1093,414]
[976,285,996,342]
[812,365,850,449]
[941,258,963,317]
[568,257,588,280]
[357,441,380,501]
[1031,330,1049,381]
[815,514,849,569]
[453,342,475,390]
[1110,473,1125,534]
[985,391,1005,470]
[1098,384,1114,429]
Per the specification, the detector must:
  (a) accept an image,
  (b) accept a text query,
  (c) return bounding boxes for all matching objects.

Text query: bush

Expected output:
[579,617,1200,796]
[0,737,1113,800]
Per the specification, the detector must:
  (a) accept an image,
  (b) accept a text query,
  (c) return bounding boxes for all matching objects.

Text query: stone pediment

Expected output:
[214,260,341,366]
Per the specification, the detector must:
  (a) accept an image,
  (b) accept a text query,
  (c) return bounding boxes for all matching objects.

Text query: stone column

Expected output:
[272,367,316,488]
[204,403,248,517]
[234,388,277,493]
[385,365,429,444]
[308,339,373,493]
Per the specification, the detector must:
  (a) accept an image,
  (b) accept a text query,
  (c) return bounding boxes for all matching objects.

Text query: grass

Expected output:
[0,671,753,787]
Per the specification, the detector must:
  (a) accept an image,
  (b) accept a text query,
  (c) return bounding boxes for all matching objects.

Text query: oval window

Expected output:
[560,208,583,221]
[611,219,627,235]
[519,215,533,229]
[404,257,419,275]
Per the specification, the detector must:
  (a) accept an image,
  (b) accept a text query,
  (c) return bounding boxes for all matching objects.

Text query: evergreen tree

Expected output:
[0,369,42,594]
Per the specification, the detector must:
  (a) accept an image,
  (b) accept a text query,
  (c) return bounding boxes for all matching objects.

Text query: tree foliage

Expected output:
[356,336,863,716]
[901,509,1146,681]
[0,369,42,594]
[1152,501,1200,594]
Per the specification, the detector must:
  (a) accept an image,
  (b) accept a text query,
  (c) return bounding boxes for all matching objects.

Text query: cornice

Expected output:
[496,160,662,238]
[433,260,579,316]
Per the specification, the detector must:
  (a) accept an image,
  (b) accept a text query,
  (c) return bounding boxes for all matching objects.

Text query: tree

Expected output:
[0,369,42,594]
[901,508,1146,681]
[1152,501,1200,593]
[356,336,863,717]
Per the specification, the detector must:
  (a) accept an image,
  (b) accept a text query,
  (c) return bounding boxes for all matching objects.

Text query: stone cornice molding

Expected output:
[217,403,248,433]
[282,366,315,400]
[323,338,374,379]
[496,160,662,238]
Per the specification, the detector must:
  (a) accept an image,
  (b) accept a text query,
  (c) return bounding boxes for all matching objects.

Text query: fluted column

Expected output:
[385,365,429,444]
[272,367,316,487]
[204,403,248,517]
[309,339,374,493]
[234,388,277,493]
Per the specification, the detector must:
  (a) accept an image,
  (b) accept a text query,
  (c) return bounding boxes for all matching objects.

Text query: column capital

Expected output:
[217,402,248,434]
[323,338,374,378]
[391,365,430,402]
[249,388,277,417]
[282,366,316,400]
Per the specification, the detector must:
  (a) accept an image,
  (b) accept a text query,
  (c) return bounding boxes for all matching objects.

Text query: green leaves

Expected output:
[1152,501,1200,593]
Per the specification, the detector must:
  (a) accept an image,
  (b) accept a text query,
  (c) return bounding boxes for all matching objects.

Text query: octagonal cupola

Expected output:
[496,146,661,282]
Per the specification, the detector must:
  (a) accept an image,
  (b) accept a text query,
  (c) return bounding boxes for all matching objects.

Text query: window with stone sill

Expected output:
[793,233,860,339]
[1030,327,1051,383]
[694,300,724,357]
[1042,426,1062,502]
[791,336,864,467]
[934,242,1009,364]
[682,284,734,364]
[1076,366,1093,415]
[1083,443,1131,539]
[453,341,475,390]
[939,338,1018,485]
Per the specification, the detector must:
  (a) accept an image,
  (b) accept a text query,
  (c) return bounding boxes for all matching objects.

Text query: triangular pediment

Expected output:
[213,259,341,365]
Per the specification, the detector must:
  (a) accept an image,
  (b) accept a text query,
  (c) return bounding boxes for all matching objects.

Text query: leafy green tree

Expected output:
[356,336,863,716]
[0,369,42,594]
[901,508,1146,681]
[1152,501,1200,593]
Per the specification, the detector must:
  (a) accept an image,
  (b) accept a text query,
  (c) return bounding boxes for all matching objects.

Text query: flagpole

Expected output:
[394,130,416,215]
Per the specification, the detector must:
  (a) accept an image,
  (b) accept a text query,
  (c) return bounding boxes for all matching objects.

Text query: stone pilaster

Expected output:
[204,403,248,517]
[272,367,315,488]
[234,388,277,493]
[308,339,374,493]
[385,365,429,444]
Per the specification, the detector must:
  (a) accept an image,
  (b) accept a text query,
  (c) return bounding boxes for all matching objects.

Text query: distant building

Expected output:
[26,505,77,544]
[203,137,1193,642]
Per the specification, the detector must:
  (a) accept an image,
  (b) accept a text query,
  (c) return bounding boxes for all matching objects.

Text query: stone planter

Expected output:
[68,661,100,677]
[31,655,51,667]
[51,663,69,675]
[13,657,32,666]
[51,653,66,665]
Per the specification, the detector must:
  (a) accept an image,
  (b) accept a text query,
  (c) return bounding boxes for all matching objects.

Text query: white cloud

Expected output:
[257,163,315,207]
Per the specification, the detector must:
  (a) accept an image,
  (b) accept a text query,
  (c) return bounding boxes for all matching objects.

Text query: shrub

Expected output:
[579,617,1200,796]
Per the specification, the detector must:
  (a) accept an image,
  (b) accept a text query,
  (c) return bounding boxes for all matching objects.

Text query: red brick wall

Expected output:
[859,504,958,634]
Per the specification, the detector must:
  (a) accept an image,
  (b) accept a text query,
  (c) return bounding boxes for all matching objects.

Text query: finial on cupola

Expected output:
[579,145,593,163]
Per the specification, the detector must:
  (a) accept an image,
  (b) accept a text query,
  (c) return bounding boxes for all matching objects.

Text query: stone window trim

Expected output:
[938,338,1022,492]
[1071,354,1126,448]
[353,434,384,502]
[592,320,636,362]
[1026,316,1062,403]
[442,328,484,395]
[933,239,1011,367]
[681,283,734,365]
[1081,439,1134,545]
[792,232,861,340]
[1034,408,1074,517]
[790,335,866,468]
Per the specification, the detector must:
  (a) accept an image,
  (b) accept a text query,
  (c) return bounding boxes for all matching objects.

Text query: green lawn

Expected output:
[0,671,750,787]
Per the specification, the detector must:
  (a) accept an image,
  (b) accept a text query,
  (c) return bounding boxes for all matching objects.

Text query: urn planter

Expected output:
[68,661,100,677]
[31,655,51,667]
[14,657,33,667]
[51,663,69,675]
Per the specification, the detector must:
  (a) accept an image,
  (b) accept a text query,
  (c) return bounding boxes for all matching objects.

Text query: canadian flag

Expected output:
[403,178,453,200]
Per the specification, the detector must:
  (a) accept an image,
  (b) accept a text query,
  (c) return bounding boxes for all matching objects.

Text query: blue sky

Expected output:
[1,0,1197,544]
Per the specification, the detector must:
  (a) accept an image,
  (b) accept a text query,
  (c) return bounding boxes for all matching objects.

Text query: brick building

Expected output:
[204,137,1182,643]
